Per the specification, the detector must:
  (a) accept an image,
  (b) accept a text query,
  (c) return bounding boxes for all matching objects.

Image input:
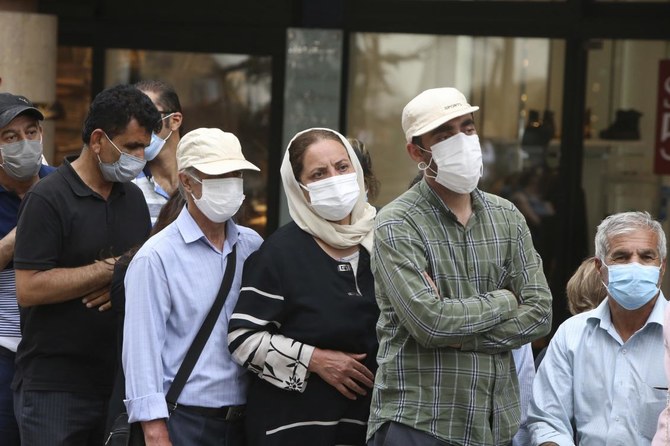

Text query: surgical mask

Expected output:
[99,133,146,183]
[300,172,360,222]
[144,114,174,161]
[418,133,483,194]
[144,131,173,161]
[0,139,43,181]
[603,261,661,310]
[190,175,245,223]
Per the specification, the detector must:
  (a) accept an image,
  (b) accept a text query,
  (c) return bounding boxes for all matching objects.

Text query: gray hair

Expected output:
[594,211,667,261]
[177,167,198,200]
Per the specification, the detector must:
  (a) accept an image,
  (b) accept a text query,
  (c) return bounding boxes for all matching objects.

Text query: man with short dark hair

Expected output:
[368,87,552,446]
[12,84,159,445]
[0,92,55,445]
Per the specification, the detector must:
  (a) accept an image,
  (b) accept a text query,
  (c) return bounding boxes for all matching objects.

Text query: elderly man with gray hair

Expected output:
[528,211,667,445]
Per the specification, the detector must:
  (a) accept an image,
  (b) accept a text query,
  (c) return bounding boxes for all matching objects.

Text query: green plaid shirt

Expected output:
[368,181,552,446]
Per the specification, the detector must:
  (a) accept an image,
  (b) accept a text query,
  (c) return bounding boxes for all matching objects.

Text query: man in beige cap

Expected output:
[122,128,262,445]
[367,88,552,446]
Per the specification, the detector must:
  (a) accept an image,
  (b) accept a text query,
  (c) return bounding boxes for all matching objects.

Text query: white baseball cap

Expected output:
[402,88,479,143]
[177,128,260,175]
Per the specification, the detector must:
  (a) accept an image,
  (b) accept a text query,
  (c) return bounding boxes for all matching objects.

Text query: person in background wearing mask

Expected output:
[368,87,552,446]
[11,84,157,445]
[123,128,262,445]
[228,128,378,445]
[134,80,183,225]
[529,211,667,446]
[0,93,55,445]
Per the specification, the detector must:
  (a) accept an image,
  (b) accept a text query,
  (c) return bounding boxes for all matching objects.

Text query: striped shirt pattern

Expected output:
[0,269,20,351]
[133,172,168,226]
[368,181,552,446]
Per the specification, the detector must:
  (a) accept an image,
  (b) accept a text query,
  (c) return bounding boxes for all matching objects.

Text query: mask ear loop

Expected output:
[414,143,438,179]
[417,161,438,179]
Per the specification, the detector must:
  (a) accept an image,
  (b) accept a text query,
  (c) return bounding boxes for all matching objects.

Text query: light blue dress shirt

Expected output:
[512,343,535,446]
[123,206,263,423]
[528,295,667,446]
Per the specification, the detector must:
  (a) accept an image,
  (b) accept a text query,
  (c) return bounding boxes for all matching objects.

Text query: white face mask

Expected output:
[190,175,245,223]
[419,133,483,194]
[300,172,360,222]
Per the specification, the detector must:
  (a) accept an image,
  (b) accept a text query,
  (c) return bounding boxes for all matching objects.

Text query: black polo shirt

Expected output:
[12,160,150,395]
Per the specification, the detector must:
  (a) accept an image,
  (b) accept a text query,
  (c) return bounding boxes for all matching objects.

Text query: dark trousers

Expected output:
[0,346,19,445]
[368,422,514,446]
[13,387,108,446]
[167,405,246,446]
[368,422,451,446]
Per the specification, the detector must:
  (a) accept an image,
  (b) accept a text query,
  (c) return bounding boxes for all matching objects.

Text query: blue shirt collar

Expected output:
[588,291,666,332]
[175,205,240,254]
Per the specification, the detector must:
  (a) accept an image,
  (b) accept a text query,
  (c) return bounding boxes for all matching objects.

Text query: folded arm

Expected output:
[14,191,116,308]
[0,228,16,270]
[460,214,552,353]
[373,220,519,348]
[15,259,115,307]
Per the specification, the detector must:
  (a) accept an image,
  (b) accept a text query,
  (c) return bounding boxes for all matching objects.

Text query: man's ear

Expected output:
[660,258,667,282]
[89,129,105,155]
[168,112,183,132]
[179,171,201,198]
[407,141,425,164]
[594,257,607,282]
[178,171,192,193]
[593,257,602,271]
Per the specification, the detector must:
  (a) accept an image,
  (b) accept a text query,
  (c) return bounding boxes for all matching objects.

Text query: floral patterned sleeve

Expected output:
[228,248,315,392]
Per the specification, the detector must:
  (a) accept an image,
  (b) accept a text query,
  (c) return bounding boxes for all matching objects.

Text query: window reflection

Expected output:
[584,40,670,262]
[105,49,272,236]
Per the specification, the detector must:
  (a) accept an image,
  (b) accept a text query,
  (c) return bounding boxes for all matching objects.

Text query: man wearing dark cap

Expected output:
[367,87,552,446]
[12,85,159,445]
[123,128,262,445]
[0,93,55,445]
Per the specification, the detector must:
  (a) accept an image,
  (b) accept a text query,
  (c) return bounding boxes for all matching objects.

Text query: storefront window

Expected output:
[583,40,670,256]
[105,49,273,236]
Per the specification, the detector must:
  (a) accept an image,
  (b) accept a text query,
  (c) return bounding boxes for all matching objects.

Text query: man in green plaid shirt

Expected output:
[367,88,552,446]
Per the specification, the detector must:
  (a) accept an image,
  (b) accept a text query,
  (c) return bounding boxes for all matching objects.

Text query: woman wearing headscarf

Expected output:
[228,128,379,446]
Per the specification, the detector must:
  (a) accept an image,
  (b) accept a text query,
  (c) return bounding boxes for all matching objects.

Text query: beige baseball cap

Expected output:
[402,88,479,143]
[177,128,260,174]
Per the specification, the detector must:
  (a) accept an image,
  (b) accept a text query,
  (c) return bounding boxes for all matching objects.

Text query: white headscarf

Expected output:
[280,127,376,253]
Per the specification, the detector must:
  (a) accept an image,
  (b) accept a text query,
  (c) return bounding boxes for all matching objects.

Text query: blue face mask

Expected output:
[144,113,174,161]
[144,131,172,161]
[603,261,661,310]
